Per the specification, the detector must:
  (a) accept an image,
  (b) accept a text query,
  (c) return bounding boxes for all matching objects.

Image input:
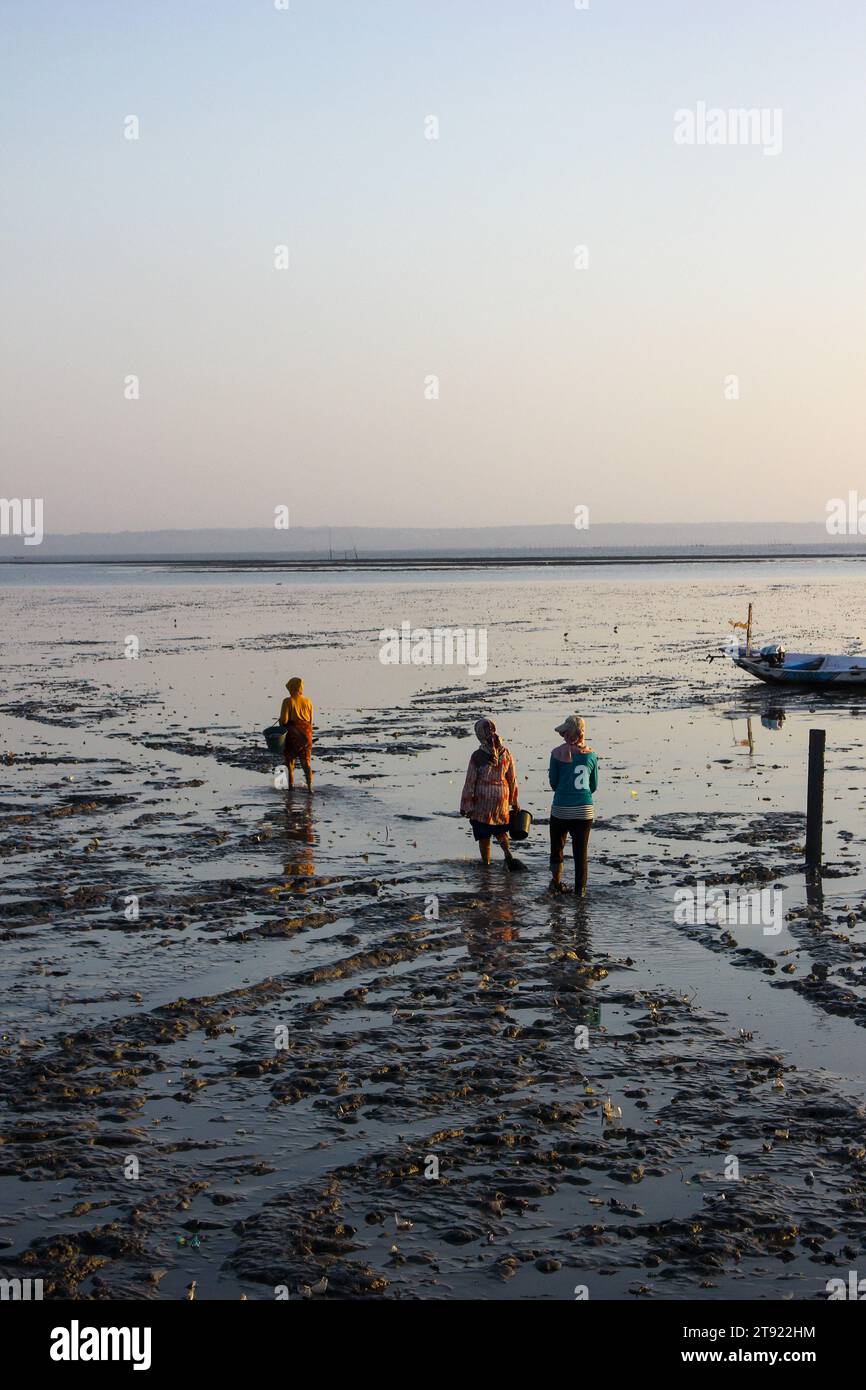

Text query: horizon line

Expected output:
[0,518,849,540]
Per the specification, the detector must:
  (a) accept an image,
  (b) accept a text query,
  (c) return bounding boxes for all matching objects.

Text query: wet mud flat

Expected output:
[2,573,866,1299]
[1,764,865,1300]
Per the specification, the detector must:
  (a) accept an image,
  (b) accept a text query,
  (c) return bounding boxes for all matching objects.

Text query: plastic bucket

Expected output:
[508,808,533,841]
[263,724,286,755]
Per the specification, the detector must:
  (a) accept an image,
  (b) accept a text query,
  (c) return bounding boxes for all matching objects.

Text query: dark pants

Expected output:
[550,816,592,892]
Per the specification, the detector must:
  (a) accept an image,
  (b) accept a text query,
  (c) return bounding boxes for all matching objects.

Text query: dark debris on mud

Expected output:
[2,675,866,1300]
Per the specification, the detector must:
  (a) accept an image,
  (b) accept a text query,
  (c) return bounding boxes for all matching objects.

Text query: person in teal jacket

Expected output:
[548,714,598,895]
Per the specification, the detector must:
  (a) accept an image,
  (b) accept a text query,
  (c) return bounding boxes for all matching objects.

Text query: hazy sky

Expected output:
[3,0,865,534]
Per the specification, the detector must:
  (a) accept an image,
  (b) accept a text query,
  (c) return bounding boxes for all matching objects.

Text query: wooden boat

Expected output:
[721,605,866,687]
[732,649,866,686]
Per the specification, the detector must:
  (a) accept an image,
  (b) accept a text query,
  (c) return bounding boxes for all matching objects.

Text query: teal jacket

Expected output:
[549,744,598,809]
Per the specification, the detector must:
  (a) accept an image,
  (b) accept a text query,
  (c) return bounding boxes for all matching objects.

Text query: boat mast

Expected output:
[727,603,754,657]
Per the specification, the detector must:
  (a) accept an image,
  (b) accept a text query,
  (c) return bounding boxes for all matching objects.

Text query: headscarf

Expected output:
[555,714,592,752]
[474,716,504,763]
[284,676,313,725]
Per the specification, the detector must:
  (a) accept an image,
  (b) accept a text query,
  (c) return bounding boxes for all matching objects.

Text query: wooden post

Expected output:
[805,729,825,874]
[745,602,753,655]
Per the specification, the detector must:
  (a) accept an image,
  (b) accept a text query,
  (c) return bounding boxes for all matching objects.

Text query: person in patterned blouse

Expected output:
[459,717,527,871]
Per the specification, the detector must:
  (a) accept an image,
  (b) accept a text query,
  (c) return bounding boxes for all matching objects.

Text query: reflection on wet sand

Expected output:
[462,891,519,968]
[281,793,316,878]
[547,898,601,1027]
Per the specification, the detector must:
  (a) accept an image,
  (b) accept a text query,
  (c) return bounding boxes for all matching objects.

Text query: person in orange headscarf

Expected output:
[280,677,313,791]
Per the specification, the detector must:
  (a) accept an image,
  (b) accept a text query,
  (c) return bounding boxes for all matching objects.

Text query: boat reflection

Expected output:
[761,706,786,731]
[723,688,866,742]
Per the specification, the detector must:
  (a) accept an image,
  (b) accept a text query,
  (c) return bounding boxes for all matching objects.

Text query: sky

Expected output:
[2,0,866,534]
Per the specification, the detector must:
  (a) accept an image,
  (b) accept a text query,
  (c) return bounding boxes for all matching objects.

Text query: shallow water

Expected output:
[1,562,864,1300]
